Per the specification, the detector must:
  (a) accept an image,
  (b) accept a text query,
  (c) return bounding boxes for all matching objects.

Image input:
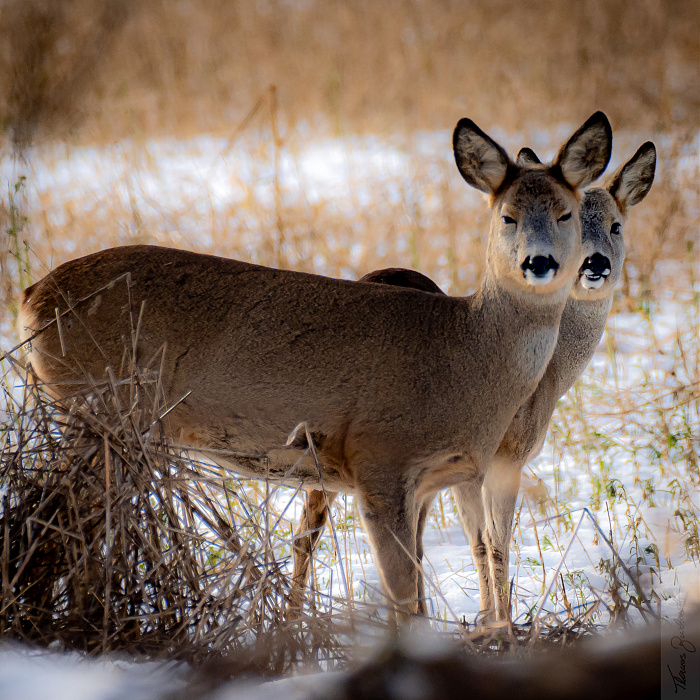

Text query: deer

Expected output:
[18,113,613,621]
[289,141,656,620]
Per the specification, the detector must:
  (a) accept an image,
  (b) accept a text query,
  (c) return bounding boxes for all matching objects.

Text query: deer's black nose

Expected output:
[521,255,559,277]
[582,253,611,277]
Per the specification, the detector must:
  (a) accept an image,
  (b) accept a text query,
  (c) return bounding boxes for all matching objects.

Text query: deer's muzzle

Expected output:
[520,255,559,286]
[579,253,611,290]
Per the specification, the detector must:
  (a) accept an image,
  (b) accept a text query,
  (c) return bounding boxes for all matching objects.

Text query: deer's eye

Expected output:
[502,215,516,225]
[558,212,572,223]
[611,222,622,235]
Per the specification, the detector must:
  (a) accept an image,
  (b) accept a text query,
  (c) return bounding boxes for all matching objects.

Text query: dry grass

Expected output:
[0,121,695,334]
[0,0,698,147]
[0,0,696,324]
[0,351,379,667]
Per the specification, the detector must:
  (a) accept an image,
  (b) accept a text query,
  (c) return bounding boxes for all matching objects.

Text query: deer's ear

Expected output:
[453,118,511,194]
[516,147,541,166]
[552,111,613,189]
[607,142,656,212]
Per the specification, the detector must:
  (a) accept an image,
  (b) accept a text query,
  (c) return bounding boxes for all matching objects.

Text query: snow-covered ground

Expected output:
[1,125,698,694]
[0,645,187,700]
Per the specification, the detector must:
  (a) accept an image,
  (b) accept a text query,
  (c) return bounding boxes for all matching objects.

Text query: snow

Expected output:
[0,645,187,700]
[7,126,693,245]
[0,643,345,700]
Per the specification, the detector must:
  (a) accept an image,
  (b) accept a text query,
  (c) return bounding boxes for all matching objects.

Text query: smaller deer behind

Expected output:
[290,143,656,620]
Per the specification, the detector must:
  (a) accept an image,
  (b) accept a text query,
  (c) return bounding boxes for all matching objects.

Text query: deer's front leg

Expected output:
[452,479,494,618]
[482,459,522,621]
[288,489,338,615]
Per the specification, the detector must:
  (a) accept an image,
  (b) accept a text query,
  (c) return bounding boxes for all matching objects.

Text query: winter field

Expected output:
[2,122,698,618]
[0,1,699,696]
[0,119,698,697]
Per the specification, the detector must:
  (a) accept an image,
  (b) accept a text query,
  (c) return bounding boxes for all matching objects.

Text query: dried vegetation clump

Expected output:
[0,353,362,667]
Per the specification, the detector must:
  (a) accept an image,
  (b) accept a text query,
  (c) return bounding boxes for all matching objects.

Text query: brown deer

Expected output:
[290,142,655,620]
[19,113,612,620]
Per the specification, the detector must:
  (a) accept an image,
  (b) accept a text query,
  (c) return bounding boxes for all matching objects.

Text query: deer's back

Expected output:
[21,246,478,457]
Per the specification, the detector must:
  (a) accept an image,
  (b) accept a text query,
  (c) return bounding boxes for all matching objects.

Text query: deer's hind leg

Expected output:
[414,497,433,615]
[356,472,421,622]
[288,489,338,614]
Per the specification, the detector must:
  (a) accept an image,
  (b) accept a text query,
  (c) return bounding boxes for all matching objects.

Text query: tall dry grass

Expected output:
[0,0,696,310]
[0,0,698,147]
[0,351,375,666]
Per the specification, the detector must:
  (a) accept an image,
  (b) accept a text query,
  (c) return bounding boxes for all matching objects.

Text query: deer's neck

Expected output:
[546,295,613,397]
[493,292,614,466]
[448,273,570,459]
[470,272,570,385]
